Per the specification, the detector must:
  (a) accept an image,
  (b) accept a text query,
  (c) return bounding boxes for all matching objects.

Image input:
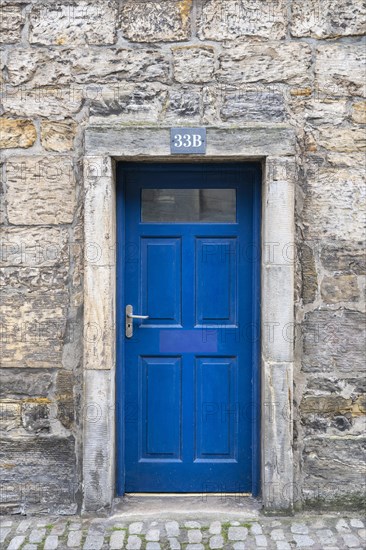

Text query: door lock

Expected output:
[125,305,149,338]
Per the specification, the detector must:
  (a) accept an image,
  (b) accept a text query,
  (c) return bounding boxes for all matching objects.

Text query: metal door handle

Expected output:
[126,305,149,338]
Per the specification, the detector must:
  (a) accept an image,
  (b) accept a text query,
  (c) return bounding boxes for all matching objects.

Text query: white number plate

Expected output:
[171,128,206,154]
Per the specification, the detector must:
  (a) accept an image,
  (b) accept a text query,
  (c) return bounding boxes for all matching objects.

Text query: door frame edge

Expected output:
[82,127,296,513]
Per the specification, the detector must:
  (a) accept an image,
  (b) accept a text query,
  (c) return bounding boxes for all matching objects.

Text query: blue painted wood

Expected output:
[117,162,261,494]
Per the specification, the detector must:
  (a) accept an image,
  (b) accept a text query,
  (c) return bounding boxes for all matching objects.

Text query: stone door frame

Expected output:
[82,126,296,513]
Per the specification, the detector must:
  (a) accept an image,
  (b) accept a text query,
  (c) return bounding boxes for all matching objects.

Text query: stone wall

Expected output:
[0,0,365,513]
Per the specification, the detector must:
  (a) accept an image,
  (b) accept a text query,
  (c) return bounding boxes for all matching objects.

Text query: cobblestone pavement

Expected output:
[1,514,365,550]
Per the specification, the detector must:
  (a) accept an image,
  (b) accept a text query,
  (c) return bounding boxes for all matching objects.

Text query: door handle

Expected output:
[126,305,149,338]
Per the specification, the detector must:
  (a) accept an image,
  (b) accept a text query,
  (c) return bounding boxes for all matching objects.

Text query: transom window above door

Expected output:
[141,188,237,223]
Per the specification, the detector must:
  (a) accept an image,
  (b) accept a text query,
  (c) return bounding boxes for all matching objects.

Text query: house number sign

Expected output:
[171,128,206,154]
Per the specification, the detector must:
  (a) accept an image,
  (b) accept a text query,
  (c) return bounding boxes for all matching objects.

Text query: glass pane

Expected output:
[141,189,236,223]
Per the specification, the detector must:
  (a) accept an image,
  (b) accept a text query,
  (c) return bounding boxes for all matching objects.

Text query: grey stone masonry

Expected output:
[1,0,365,515]
[0,514,365,549]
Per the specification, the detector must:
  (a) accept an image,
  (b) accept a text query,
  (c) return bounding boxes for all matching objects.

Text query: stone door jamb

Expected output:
[82,126,296,513]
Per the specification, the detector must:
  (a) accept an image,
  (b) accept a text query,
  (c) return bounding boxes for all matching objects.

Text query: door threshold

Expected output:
[110,494,261,521]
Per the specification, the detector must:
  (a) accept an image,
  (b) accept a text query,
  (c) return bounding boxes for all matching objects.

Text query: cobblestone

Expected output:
[1,512,365,549]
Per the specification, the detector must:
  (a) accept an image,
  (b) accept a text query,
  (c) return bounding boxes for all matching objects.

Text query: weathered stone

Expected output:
[0,119,36,149]
[166,88,200,121]
[0,291,68,369]
[303,309,366,373]
[198,0,287,40]
[315,44,366,97]
[301,166,365,241]
[0,5,23,43]
[303,438,366,506]
[0,227,70,267]
[300,245,318,304]
[29,1,118,45]
[5,49,72,87]
[317,127,366,152]
[304,99,348,126]
[2,85,84,118]
[71,48,170,84]
[90,83,167,123]
[301,395,353,415]
[41,120,76,152]
[6,157,76,225]
[22,400,51,433]
[219,42,312,86]
[220,88,286,122]
[120,1,192,42]
[0,369,52,398]
[321,275,359,303]
[351,102,366,124]
[172,46,215,84]
[291,0,366,38]
[0,400,21,430]
[0,167,5,225]
[320,243,366,275]
[0,436,76,512]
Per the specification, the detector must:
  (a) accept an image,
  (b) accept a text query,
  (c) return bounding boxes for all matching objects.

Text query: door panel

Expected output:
[195,357,237,460]
[118,162,260,494]
[196,238,237,325]
[141,356,182,460]
[141,238,182,325]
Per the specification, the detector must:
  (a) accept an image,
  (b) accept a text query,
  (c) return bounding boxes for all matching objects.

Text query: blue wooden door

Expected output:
[117,163,260,494]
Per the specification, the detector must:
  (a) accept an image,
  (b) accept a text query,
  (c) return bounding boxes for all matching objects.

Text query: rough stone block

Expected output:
[71,48,170,84]
[0,227,70,267]
[291,0,366,38]
[220,89,286,122]
[302,309,366,374]
[166,88,201,122]
[321,275,359,304]
[300,245,318,304]
[302,438,366,506]
[41,120,76,152]
[315,44,366,97]
[0,119,36,149]
[301,166,365,241]
[0,266,68,292]
[2,85,84,118]
[317,127,366,152]
[0,436,77,513]
[56,371,74,429]
[89,83,167,124]
[320,244,366,275]
[0,369,53,398]
[198,0,287,40]
[351,102,366,124]
[219,42,312,86]
[304,99,347,126]
[21,400,51,433]
[172,46,215,83]
[0,291,68,369]
[120,0,192,42]
[5,49,72,87]
[6,156,76,225]
[29,1,118,45]
[0,400,21,430]
[0,4,23,43]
